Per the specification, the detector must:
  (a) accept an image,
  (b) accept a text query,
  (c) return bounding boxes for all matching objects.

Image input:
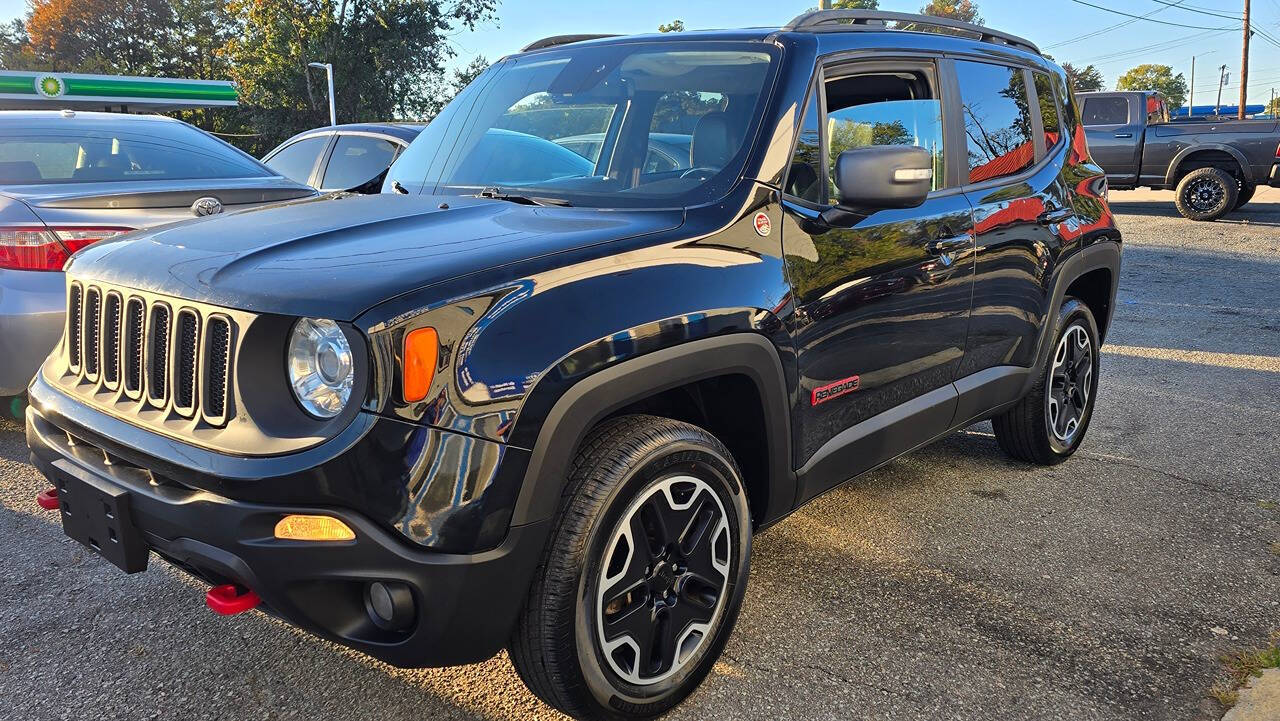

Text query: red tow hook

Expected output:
[205,584,261,615]
[36,488,59,510]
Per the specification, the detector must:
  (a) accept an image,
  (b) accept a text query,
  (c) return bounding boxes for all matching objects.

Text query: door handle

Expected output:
[926,234,971,255]
[1038,208,1076,225]
[1113,132,1133,138]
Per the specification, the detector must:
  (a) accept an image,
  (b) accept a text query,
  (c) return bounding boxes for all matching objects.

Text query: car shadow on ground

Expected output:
[1108,201,1280,226]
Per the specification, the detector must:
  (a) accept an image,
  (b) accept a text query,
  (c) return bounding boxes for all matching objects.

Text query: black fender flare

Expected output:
[1164,143,1251,187]
[509,333,795,527]
[1020,238,1122,397]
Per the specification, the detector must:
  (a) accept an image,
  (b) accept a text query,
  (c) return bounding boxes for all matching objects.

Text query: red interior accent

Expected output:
[36,488,59,510]
[205,584,261,615]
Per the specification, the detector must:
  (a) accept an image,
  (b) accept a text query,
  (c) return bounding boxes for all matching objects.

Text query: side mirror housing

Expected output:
[825,146,935,222]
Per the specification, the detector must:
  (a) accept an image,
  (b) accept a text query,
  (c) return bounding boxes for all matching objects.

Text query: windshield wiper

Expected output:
[474,186,573,207]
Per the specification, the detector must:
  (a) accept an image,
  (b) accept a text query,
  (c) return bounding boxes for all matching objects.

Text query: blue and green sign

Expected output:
[0,70,237,110]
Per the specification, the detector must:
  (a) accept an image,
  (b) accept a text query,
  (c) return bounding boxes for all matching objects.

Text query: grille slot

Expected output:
[174,310,199,414]
[83,287,101,379]
[102,293,121,387]
[147,304,170,404]
[68,284,83,372]
[204,316,231,421]
[62,280,238,427]
[124,298,145,395]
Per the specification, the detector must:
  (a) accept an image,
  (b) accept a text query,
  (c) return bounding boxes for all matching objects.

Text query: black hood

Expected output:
[67,193,685,319]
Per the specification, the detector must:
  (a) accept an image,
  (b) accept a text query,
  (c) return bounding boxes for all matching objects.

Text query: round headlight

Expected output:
[287,318,354,418]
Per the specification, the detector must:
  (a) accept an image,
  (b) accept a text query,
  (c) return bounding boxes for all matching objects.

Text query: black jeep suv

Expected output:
[27,11,1120,720]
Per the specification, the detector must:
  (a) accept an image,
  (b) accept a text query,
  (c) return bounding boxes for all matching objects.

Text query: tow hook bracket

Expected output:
[206,584,261,615]
[36,488,59,510]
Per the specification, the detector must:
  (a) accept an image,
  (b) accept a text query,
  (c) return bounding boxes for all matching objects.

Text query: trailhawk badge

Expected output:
[753,211,771,237]
[191,196,223,217]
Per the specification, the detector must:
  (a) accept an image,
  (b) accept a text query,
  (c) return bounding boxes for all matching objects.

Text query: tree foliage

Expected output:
[657,19,685,32]
[1062,62,1105,93]
[832,0,879,8]
[920,0,982,24]
[1116,63,1188,110]
[1,0,495,154]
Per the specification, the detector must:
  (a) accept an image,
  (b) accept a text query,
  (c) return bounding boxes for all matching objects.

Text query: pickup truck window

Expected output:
[824,70,945,193]
[955,60,1035,184]
[1082,96,1129,126]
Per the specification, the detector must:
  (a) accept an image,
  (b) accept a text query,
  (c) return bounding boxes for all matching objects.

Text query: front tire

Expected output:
[992,298,1100,465]
[1174,167,1238,221]
[509,415,752,720]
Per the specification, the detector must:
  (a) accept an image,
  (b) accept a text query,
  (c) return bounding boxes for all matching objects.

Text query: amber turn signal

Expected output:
[274,514,356,541]
[403,326,438,403]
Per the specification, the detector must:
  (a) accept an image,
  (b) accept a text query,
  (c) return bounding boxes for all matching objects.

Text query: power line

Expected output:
[1069,0,1241,31]
[1046,0,1188,49]
[1074,29,1233,65]
[1148,0,1243,21]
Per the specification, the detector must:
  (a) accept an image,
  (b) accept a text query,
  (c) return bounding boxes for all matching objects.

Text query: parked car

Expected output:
[0,111,315,406]
[262,123,423,193]
[27,11,1120,720]
[1078,90,1280,220]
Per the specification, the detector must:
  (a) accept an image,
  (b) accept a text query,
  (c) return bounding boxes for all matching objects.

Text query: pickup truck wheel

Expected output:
[1233,181,1256,210]
[1174,167,1238,221]
[508,415,751,720]
[992,298,1100,465]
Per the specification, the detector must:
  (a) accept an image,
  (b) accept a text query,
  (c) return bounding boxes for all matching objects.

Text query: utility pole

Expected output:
[1240,0,1251,119]
[820,0,831,8]
[1189,56,1195,117]
[1217,65,1229,117]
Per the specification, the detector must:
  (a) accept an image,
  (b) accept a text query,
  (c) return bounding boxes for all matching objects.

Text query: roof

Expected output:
[283,122,426,143]
[0,109,183,123]
[0,71,237,112]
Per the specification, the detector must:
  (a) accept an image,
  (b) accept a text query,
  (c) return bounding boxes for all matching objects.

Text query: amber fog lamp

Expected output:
[403,327,439,403]
[274,514,356,542]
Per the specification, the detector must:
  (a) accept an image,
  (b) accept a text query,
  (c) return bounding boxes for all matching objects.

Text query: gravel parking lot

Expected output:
[2,190,1278,721]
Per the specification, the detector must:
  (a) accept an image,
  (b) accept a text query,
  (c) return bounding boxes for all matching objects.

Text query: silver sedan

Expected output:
[0,110,314,402]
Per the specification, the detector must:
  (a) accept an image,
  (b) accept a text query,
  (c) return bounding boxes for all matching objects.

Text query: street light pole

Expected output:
[307,62,336,126]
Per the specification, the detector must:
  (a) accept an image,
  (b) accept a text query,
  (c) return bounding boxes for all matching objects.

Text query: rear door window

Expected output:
[321,135,400,189]
[954,60,1036,184]
[1082,96,1130,126]
[265,136,329,184]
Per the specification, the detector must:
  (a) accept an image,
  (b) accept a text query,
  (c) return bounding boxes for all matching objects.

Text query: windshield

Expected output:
[386,41,779,208]
[0,118,272,185]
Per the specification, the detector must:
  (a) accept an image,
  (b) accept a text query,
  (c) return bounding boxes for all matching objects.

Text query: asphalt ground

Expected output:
[2,189,1278,720]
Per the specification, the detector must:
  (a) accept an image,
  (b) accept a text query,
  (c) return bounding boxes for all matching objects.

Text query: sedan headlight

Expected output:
[287,318,354,418]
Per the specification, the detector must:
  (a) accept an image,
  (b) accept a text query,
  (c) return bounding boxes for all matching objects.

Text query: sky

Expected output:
[2,0,1277,106]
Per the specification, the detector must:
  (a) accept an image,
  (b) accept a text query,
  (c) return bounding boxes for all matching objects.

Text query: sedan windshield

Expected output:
[387,41,779,208]
[0,118,271,185]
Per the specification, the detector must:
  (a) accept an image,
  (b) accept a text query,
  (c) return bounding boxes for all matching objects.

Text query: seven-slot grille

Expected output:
[66,281,234,425]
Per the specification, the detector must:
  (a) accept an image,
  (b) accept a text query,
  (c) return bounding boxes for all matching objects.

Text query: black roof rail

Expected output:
[521,34,620,52]
[781,10,1040,55]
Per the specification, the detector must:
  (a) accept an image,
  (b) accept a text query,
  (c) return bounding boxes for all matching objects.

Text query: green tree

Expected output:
[832,0,879,8]
[1062,62,1105,93]
[920,0,982,24]
[1116,63,1187,110]
[657,19,685,32]
[222,0,495,153]
[1266,96,1280,117]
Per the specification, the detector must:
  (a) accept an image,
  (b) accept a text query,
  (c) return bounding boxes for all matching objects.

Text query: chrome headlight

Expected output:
[287,318,353,418]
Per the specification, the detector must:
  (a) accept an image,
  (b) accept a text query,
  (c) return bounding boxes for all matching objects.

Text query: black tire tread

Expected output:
[508,414,740,720]
[1174,166,1238,221]
[992,298,1097,466]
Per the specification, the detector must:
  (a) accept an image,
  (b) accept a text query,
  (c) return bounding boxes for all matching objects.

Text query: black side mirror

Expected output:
[821,145,935,226]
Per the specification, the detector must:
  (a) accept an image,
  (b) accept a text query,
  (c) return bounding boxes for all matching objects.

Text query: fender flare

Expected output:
[1020,239,1122,397]
[1164,143,1251,187]
[509,333,795,527]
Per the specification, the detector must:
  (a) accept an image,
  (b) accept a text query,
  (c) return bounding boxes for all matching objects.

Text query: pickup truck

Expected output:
[1079,90,1280,220]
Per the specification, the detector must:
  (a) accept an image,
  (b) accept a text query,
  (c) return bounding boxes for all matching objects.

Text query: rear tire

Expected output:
[992,298,1100,465]
[1174,167,1237,221]
[509,415,752,720]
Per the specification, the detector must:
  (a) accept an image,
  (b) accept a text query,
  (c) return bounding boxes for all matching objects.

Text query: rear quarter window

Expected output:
[1082,97,1130,126]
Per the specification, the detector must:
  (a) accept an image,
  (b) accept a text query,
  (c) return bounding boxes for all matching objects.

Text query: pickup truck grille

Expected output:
[64,280,236,426]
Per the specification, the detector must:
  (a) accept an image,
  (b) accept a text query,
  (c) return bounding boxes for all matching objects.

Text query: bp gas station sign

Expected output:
[0,70,237,111]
